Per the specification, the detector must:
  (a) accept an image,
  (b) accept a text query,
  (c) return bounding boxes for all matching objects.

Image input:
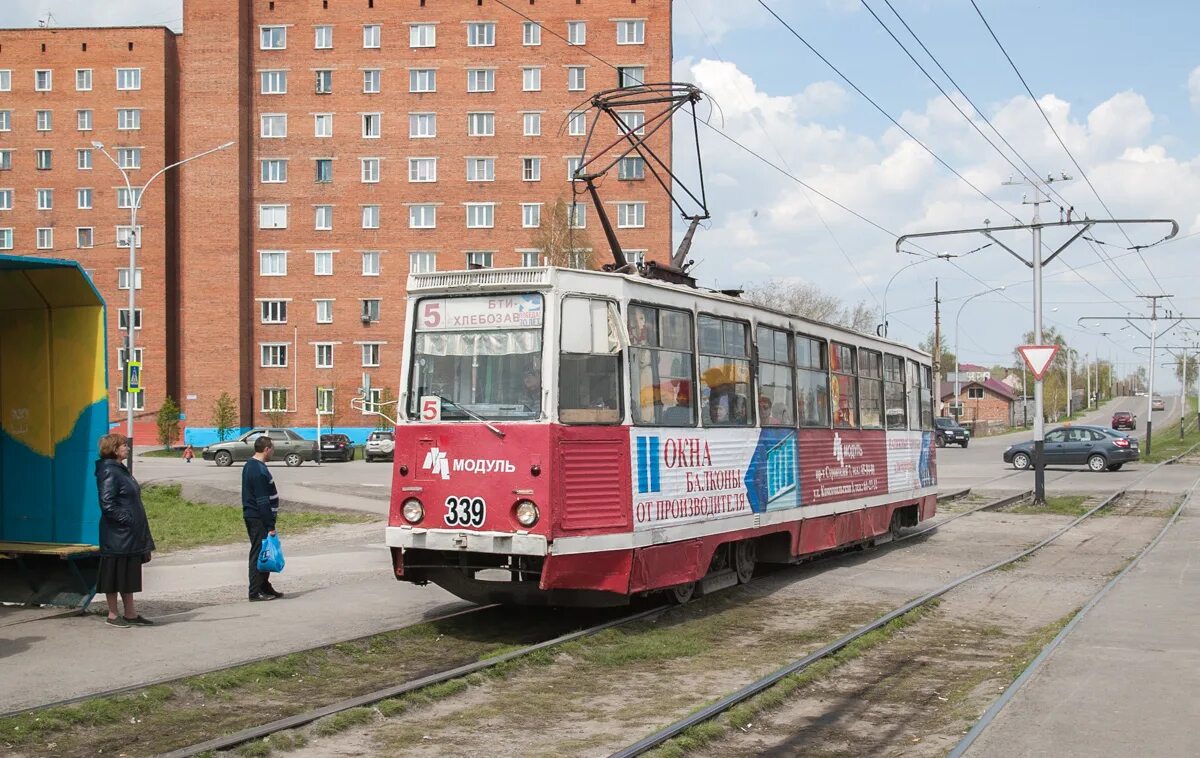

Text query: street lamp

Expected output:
[953,286,1005,420]
[878,252,957,337]
[92,139,236,471]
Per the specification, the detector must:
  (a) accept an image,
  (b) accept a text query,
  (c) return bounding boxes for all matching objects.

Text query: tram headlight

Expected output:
[402,498,424,524]
[514,500,539,527]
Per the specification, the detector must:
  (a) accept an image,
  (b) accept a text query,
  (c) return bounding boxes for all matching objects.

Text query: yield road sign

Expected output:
[1018,345,1060,381]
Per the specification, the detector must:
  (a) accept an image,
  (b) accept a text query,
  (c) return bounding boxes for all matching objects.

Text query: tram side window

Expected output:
[921,364,934,429]
[859,348,884,428]
[629,305,695,426]
[559,297,621,423]
[884,354,907,430]
[907,359,921,428]
[831,342,858,427]
[756,326,794,426]
[796,335,830,427]
[698,315,752,426]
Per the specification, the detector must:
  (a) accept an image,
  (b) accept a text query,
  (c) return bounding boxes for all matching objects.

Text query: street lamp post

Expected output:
[953,286,1005,421]
[878,252,958,337]
[92,139,235,471]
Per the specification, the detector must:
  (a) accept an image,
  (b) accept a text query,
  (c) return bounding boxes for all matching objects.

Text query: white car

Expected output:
[365,431,395,462]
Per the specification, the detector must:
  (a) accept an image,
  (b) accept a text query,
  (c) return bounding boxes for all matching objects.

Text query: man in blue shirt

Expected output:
[242,435,282,601]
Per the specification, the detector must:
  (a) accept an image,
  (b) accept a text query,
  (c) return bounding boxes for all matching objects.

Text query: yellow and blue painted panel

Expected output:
[0,255,108,545]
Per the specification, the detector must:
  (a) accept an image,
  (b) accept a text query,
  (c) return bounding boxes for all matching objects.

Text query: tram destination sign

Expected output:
[418,294,544,331]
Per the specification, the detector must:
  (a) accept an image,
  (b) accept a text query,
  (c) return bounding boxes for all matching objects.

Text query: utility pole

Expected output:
[933,278,942,412]
[1066,348,1073,418]
[897,179,1177,504]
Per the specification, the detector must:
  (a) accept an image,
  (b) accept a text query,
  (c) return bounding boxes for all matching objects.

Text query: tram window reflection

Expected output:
[629,305,695,426]
[559,297,621,424]
[921,364,934,429]
[831,342,858,427]
[907,359,921,428]
[796,335,830,427]
[859,348,884,428]
[756,325,794,426]
[699,315,752,427]
[884,354,907,430]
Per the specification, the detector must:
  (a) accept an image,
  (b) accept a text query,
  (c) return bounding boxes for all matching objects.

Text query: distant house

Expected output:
[940,378,1017,429]
[944,362,992,385]
[1000,373,1023,394]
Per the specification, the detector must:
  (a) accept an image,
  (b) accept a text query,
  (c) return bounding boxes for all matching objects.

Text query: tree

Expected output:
[265,408,288,428]
[211,392,238,442]
[374,387,397,430]
[530,197,594,269]
[155,396,181,449]
[1173,354,1199,392]
[918,332,955,375]
[743,280,875,333]
[319,384,339,433]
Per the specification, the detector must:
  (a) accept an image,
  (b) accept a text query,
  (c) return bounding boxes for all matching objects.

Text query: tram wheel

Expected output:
[733,540,757,584]
[669,582,696,605]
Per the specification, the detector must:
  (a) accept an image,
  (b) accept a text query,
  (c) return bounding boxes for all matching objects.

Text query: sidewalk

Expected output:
[968,500,1200,757]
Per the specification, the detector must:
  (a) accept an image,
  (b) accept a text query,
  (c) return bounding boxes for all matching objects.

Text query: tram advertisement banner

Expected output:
[798,429,887,506]
[629,428,799,531]
[885,431,936,492]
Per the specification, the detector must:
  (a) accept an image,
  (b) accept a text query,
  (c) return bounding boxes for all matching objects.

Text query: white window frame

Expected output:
[567,21,587,45]
[363,68,381,94]
[260,69,287,94]
[466,157,495,182]
[315,299,334,323]
[118,308,142,330]
[408,157,437,183]
[568,112,587,136]
[77,109,93,131]
[35,69,52,92]
[116,226,142,248]
[119,390,146,412]
[362,205,381,229]
[467,111,495,137]
[36,227,53,250]
[261,158,288,183]
[409,251,437,273]
[259,204,288,230]
[619,66,646,88]
[76,227,94,249]
[77,189,93,209]
[520,251,541,267]
[361,342,381,367]
[0,228,11,250]
[260,26,287,50]
[409,112,436,138]
[569,202,586,229]
[362,250,381,276]
[521,203,542,229]
[317,387,335,414]
[618,110,646,136]
[35,149,53,170]
[363,24,381,49]
[568,66,587,92]
[409,69,436,93]
[467,22,496,47]
[314,113,333,137]
[260,299,288,324]
[116,67,142,91]
[0,189,11,211]
[261,344,289,368]
[466,251,494,268]
[261,389,288,413]
[116,187,142,208]
[523,112,542,136]
[314,343,334,369]
[314,68,333,94]
[0,110,9,131]
[361,300,382,323]
[567,157,583,181]
[259,251,288,276]
[116,147,141,170]
[260,113,287,138]
[465,203,495,229]
[314,158,333,183]
[361,157,381,183]
[362,112,381,138]
[522,67,542,92]
[410,23,436,48]
[617,20,646,45]
[117,267,143,290]
[409,205,436,229]
[118,108,141,131]
[619,156,646,180]
[467,68,495,93]
[522,157,541,182]
[314,205,333,230]
[78,149,93,170]
[36,110,52,131]
[76,68,93,90]
[523,21,541,46]
[617,202,647,228]
[313,250,334,276]
[314,25,333,49]
[36,188,53,210]
[0,70,9,92]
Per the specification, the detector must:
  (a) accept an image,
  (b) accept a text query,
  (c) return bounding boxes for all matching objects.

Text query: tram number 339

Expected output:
[444,496,486,528]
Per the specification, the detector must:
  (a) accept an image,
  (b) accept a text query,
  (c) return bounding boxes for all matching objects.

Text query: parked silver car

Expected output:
[365,430,395,463]
[202,428,317,467]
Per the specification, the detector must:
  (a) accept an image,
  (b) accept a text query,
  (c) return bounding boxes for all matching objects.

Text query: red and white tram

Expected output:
[386,267,938,606]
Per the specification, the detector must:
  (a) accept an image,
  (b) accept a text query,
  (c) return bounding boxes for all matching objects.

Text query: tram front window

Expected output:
[409,294,545,420]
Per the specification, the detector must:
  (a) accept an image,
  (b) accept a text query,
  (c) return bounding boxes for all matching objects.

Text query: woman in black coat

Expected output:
[95,434,156,628]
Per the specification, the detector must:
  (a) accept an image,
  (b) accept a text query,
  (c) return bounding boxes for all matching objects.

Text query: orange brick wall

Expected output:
[944,387,1013,427]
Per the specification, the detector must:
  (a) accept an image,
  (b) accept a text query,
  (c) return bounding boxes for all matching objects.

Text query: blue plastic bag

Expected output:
[257,533,285,573]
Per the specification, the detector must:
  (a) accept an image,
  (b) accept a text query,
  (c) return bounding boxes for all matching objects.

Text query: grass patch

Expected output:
[1144,418,1200,462]
[313,706,375,737]
[142,484,374,552]
[1006,495,1090,517]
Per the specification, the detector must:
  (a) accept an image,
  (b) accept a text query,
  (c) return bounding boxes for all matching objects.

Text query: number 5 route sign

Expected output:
[419,396,441,422]
[1018,345,1060,381]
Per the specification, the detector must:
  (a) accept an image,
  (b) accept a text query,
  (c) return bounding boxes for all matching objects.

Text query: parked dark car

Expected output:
[934,416,970,448]
[202,428,318,467]
[1003,424,1139,472]
[1112,411,1137,430]
[320,433,354,462]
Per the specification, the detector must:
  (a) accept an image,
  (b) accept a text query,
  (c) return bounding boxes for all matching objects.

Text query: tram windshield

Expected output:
[409,294,545,420]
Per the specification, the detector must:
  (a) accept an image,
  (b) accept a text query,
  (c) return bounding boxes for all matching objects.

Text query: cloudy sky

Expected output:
[4,1,1199,387]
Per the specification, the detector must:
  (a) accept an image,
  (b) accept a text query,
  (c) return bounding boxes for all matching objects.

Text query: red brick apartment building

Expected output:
[1,0,672,435]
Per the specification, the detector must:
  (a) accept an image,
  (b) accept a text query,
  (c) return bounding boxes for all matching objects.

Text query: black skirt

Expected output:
[96,554,144,594]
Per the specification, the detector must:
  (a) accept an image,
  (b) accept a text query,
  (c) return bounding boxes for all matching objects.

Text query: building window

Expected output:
[115,225,142,248]
[259,204,288,229]
[361,157,381,183]
[467,69,495,93]
[116,187,143,208]
[619,156,645,180]
[314,113,333,137]
[314,158,333,183]
[467,112,495,136]
[967,386,985,399]
[618,66,646,88]
[362,205,381,229]
[314,25,333,49]
[75,68,93,90]
[522,203,542,228]
[567,21,587,45]
[117,309,142,330]
[117,148,141,170]
[361,300,381,323]
[410,23,436,48]
[567,157,583,181]
[408,157,437,183]
[117,267,143,290]
[466,158,495,182]
[0,70,9,91]
[261,300,288,324]
[522,67,541,92]
[569,203,586,229]
[261,388,288,413]
[116,68,142,90]
[0,189,11,210]
[77,149,93,170]
[465,203,494,228]
[467,22,496,47]
[466,251,494,268]
[627,250,647,266]
[522,157,541,181]
[259,251,287,276]
[314,69,333,94]
[260,26,287,49]
[618,111,645,135]
[314,250,333,275]
[77,227,94,248]
[314,205,333,230]
[362,250,381,276]
[363,24,381,49]
[36,188,53,210]
[618,202,646,228]
[317,388,334,414]
[77,109,93,131]
[35,69,52,91]
[261,159,287,183]
[0,228,11,250]
[362,113,381,138]
[363,69,381,94]
[0,110,8,131]
[260,113,287,138]
[315,299,333,323]
[568,66,586,91]
[409,112,436,138]
[36,110,52,131]
[409,69,436,93]
[0,150,11,170]
[315,343,334,369]
[118,108,141,131]
[260,70,287,94]
[568,112,587,136]
[523,21,541,45]
[361,342,381,366]
[35,150,52,170]
[409,251,436,273]
[520,251,540,267]
[617,20,646,45]
[77,189,93,209]
[409,205,436,229]
[118,390,146,412]
[523,112,541,136]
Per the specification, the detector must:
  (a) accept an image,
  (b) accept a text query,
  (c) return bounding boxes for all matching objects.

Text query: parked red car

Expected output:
[1112,411,1137,431]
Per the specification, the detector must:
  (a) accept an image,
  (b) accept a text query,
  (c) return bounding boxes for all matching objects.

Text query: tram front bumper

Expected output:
[386,526,548,556]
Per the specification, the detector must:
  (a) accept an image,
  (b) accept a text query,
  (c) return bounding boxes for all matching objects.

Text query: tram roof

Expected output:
[407,266,930,361]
